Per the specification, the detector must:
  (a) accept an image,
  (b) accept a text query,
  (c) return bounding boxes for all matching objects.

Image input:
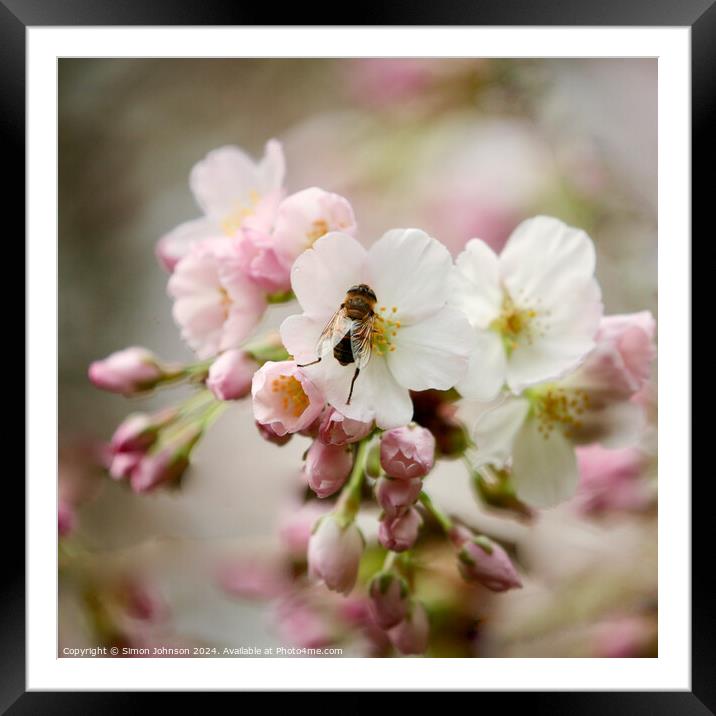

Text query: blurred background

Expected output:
[59,59,657,657]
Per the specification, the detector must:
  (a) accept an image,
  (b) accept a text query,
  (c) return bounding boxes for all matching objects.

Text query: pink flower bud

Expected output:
[110,408,179,454]
[375,476,423,518]
[88,347,169,396]
[304,441,353,499]
[279,501,331,555]
[252,361,325,436]
[129,426,202,493]
[575,444,650,514]
[450,526,522,592]
[388,601,429,655]
[380,425,435,479]
[109,451,143,480]
[308,514,364,595]
[58,499,75,537]
[255,420,292,446]
[596,312,656,392]
[121,578,169,622]
[368,572,410,629]
[207,349,257,401]
[378,508,422,553]
[318,408,372,446]
[572,312,656,400]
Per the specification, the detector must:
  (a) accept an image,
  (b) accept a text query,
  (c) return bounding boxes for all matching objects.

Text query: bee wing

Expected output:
[316,309,353,358]
[350,314,375,369]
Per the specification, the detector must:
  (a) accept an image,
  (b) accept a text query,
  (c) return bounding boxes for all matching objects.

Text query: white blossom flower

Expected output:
[471,312,655,508]
[280,230,473,429]
[450,216,603,401]
[157,141,285,271]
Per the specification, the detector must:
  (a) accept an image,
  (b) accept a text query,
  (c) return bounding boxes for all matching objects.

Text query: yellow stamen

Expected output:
[271,374,310,418]
[531,386,590,440]
[306,218,330,245]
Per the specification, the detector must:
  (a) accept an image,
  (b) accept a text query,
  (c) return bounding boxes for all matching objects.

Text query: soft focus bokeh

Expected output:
[59,59,657,657]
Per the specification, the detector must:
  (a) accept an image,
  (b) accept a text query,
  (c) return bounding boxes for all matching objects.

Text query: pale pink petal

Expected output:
[156,217,218,272]
[273,187,357,265]
[256,139,286,194]
[190,145,262,219]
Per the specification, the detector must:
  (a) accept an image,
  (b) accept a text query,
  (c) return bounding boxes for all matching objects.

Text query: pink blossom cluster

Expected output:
[86,137,657,657]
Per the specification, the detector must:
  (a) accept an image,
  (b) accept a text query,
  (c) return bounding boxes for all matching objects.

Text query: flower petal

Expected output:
[472,397,530,468]
[569,398,646,450]
[273,187,357,265]
[363,358,414,429]
[456,329,506,401]
[255,139,286,195]
[290,232,367,321]
[500,216,597,299]
[156,217,218,272]
[451,239,502,328]
[511,416,579,508]
[505,276,602,393]
[280,313,323,364]
[190,142,283,220]
[367,229,452,324]
[387,306,473,391]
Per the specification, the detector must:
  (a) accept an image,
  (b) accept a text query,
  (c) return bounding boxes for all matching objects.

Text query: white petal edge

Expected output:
[450,239,503,329]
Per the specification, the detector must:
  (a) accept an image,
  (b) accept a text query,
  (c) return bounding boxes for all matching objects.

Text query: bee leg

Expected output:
[346,367,360,405]
[297,357,322,367]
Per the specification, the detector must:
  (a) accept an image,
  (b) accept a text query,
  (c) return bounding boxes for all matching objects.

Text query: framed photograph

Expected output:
[12,1,702,707]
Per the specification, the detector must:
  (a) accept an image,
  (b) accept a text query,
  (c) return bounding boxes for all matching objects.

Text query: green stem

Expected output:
[200,400,227,429]
[178,388,215,417]
[419,491,453,533]
[382,550,397,572]
[336,438,370,526]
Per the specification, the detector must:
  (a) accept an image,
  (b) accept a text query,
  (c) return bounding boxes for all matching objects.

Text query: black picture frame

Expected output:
[9,1,702,709]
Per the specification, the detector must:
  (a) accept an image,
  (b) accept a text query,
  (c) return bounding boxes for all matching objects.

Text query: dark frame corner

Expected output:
[9,0,704,711]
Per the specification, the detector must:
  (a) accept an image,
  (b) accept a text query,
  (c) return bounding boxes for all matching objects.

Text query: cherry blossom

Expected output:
[156,140,285,271]
[451,216,603,401]
[280,230,473,429]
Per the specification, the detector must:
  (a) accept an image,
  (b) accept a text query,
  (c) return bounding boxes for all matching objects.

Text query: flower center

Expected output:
[306,219,329,246]
[528,385,591,440]
[221,190,262,236]
[490,292,546,355]
[372,305,402,356]
[271,374,310,417]
[218,286,232,319]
